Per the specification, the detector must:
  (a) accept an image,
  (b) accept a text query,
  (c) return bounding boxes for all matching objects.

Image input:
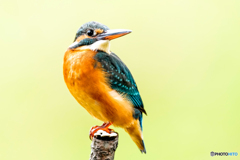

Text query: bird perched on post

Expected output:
[63,21,147,153]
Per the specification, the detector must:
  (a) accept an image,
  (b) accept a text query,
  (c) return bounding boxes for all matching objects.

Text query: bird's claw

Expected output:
[89,122,113,140]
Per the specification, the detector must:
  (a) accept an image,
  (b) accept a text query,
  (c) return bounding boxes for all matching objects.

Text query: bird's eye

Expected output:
[87,29,96,37]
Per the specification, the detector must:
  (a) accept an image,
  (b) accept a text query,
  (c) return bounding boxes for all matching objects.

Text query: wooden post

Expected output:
[90,130,118,160]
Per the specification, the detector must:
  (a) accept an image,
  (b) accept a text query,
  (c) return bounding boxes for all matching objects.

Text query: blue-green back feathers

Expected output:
[94,51,146,129]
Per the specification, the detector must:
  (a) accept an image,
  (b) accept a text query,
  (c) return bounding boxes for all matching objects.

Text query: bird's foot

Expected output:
[89,122,113,140]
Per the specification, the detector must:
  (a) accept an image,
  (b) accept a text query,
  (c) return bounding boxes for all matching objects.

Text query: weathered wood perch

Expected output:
[90,130,119,160]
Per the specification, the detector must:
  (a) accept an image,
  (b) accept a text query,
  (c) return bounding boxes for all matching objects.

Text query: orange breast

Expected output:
[63,48,134,128]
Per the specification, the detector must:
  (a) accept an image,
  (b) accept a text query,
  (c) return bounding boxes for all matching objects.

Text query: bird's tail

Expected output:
[124,119,146,153]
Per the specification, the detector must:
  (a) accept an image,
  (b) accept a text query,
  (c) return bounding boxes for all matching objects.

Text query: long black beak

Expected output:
[97,29,132,40]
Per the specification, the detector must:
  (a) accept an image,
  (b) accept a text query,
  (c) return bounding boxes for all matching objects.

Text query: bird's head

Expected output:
[69,21,131,54]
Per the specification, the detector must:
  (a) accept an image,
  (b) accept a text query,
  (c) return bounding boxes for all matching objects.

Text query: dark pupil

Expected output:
[87,29,94,36]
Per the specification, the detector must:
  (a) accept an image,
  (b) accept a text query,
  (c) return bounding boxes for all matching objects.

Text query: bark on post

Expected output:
[90,130,118,160]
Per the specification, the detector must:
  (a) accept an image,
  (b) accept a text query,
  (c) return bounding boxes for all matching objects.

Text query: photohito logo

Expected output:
[210,151,238,157]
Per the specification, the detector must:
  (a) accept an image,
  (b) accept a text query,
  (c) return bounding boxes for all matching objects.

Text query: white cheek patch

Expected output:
[69,40,111,54]
[80,40,111,54]
[69,42,78,48]
[90,40,110,53]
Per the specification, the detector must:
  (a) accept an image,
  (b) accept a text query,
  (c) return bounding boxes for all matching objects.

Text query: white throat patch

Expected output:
[78,40,111,54]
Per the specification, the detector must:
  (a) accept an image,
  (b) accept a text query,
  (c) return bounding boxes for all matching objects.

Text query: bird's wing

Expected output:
[94,51,146,115]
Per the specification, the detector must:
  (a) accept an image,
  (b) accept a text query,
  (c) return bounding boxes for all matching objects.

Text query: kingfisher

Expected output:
[63,21,147,153]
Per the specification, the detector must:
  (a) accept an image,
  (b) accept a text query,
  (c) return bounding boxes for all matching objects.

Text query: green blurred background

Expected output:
[1,0,240,159]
